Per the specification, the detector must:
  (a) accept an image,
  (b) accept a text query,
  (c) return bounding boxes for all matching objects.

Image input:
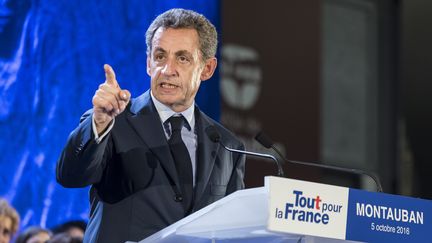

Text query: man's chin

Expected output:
[161,100,193,112]
[157,95,178,104]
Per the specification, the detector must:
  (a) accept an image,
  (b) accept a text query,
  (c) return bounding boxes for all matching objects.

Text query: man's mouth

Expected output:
[160,82,179,89]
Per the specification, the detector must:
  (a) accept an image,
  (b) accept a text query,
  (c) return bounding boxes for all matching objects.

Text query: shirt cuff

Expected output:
[92,115,115,144]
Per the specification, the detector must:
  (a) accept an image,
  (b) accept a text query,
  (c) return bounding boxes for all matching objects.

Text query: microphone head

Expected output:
[205,126,221,143]
[255,131,274,148]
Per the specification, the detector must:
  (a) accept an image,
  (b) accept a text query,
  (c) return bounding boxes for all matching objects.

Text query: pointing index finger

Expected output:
[104,64,119,87]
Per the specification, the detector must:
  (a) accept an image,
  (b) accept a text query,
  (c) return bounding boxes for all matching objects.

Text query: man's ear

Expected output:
[200,57,217,81]
[146,56,151,76]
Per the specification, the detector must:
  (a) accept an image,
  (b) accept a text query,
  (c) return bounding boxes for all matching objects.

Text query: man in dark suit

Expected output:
[56,8,245,243]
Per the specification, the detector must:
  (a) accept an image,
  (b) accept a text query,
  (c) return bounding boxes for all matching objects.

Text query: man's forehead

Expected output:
[151,27,199,51]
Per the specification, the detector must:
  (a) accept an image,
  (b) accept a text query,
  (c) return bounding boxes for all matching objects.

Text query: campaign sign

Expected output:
[346,188,432,243]
[266,176,349,240]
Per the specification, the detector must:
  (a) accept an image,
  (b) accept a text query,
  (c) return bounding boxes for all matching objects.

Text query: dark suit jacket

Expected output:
[56,90,245,243]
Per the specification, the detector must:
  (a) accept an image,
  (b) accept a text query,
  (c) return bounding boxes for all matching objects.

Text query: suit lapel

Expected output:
[125,91,180,189]
[125,92,219,206]
[193,109,219,205]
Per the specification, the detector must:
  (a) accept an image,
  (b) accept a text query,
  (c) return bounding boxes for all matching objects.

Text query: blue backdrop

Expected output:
[0,0,220,230]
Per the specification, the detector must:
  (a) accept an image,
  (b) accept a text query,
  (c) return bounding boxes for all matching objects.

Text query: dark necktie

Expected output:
[168,116,193,213]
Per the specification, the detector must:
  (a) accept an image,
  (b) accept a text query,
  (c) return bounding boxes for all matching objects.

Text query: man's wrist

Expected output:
[92,116,115,144]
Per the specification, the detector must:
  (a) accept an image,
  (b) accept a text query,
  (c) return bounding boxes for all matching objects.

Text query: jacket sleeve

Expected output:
[56,110,112,188]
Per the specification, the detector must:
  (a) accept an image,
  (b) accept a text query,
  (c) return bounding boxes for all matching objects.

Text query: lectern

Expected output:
[130,176,432,243]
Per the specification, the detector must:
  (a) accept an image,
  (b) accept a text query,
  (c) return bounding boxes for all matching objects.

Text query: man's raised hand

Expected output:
[92,64,131,134]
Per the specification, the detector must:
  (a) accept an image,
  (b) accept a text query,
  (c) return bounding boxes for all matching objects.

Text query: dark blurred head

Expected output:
[15,226,51,243]
[46,233,81,243]
[50,221,85,241]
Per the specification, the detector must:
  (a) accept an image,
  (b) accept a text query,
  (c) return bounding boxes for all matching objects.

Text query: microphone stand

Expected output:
[255,132,383,192]
[219,143,285,177]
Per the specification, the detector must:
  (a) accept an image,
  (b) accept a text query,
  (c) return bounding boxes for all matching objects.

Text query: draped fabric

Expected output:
[0,0,219,229]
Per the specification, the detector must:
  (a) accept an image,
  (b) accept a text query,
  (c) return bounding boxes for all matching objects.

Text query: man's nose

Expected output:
[161,58,177,76]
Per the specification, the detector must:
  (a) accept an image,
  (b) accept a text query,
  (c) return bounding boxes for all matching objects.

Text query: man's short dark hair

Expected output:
[145,8,218,61]
[51,220,86,234]
[15,226,51,243]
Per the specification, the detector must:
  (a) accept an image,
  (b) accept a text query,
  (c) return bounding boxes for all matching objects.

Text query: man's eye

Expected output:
[178,56,190,63]
[155,55,165,61]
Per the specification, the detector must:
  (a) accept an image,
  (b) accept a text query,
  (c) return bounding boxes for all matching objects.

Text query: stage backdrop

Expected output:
[0,0,220,230]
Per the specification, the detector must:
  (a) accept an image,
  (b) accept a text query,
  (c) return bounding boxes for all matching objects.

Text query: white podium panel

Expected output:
[130,176,431,243]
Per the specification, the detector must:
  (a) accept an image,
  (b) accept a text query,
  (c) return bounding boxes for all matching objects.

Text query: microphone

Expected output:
[255,131,383,192]
[205,126,285,177]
